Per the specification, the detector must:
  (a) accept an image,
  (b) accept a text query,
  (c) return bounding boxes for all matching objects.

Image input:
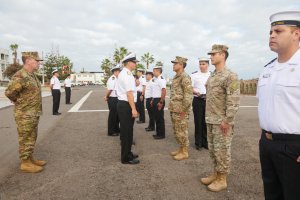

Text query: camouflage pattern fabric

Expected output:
[5,68,42,116]
[207,124,233,174]
[5,68,42,160]
[168,72,193,113]
[169,72,193,147]
[170,112,189,147]
[205,67,240,125]
[15,116,39,160]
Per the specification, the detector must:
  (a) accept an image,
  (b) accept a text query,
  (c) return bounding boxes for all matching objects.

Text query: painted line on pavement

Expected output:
[70,106,257,113]
[68,90,93,112]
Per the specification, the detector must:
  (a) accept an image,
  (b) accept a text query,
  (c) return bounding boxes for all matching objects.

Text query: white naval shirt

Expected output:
[151,75,167,98]
[145,79,153,99]
[191,71,211,96]
[137,75,146,92]
[64,77,72,88]
[50,76,61,90]
[116,67,137,102]
[257,49,300,135]
[106,75,118,97]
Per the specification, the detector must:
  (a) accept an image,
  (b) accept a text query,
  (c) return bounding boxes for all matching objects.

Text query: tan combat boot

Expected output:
[207,172,227,192]
[20,159,43,173]
[173,146,189,161]
[170,147,182,156]
[200,172,217,185]
[30,156,47,166]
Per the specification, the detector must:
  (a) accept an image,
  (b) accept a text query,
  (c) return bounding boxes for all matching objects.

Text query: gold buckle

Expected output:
[265,132,273,140]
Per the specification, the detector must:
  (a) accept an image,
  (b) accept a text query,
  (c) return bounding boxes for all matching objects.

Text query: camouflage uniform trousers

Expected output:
[170,112,189,147]
[14,115,40,160]
[207,124,233,174]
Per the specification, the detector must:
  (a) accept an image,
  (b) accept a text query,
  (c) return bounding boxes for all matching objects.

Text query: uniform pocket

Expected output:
[284,143,300,161]
[276,80,300,87]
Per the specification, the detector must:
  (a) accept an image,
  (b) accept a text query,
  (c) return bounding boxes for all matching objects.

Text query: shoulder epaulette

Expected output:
[264,58,277,68]
[191,71,197,74]
[161,76,164,79]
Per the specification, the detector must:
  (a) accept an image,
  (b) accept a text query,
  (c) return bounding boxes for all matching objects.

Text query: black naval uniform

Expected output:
[145,78,155,130]
[191,70,210,149]
[136,75,146,123]
[106,75,120,135]
[116,63,139,164]
[50,75,61,115]
[152,74,166,139]
[192,95,207,149]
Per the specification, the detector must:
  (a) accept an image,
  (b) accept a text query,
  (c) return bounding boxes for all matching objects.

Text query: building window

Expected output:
[0,54,4,60]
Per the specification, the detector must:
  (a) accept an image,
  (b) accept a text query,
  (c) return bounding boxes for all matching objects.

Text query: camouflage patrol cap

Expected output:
[207,44,229,55]
[21,51,43,61]
[171,56,188,64]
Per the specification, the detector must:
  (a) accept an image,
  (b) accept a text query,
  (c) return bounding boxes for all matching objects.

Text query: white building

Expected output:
[71,71,104,85]
[0,48,10,81]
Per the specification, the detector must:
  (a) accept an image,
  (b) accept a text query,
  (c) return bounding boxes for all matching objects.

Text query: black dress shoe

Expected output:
[195,146,203,151]
[53,112,61,115]
[66,103,72,104]
[108,133,119,136]
[145,127,155,132]
[131,152,139,159]
[153,135,165,140]
[122,159,140,164]
[136,121,145,124]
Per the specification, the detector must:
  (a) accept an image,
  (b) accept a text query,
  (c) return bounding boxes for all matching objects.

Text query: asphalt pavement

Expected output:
[0,86,264,200]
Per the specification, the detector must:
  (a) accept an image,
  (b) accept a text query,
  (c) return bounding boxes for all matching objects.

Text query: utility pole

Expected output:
[41,51,45,86]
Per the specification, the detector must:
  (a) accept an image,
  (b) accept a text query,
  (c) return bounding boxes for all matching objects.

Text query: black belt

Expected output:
[194,94,206,100]
[262,129,300,141]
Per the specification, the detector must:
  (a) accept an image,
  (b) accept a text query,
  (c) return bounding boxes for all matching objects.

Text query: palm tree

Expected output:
[100,58,113,85]
[10,44,18,64]
[155,61,163,67]
[141,52,155,69]
[113,47,128,64]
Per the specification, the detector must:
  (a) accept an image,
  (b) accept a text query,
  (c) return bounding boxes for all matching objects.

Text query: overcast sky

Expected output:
[1,0,299,79]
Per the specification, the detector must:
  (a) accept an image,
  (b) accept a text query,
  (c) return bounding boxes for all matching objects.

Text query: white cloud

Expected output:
[0,0,299,78]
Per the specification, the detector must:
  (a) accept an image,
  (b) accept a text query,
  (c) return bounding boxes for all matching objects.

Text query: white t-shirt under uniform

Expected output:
[107,75,118,97]
[116,67,137,102]
[257,49,300,135]
[151,75,167,98]
[51,76,61,90]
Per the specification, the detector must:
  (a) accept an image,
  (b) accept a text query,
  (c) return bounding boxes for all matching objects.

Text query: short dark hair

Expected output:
[21,56,28,64]
[224,51,229,60]
[183,63,187,68]
[158,68,163,73]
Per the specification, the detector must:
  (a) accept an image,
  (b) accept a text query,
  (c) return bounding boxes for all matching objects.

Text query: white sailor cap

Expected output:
[121,53,139,63]
[111,64,121,72]
[137,68,145,72]
[52,69,59,74]
[270,11,300,27]
[146,69,153,74]
[198,57,210,62]
[153,65,162,69]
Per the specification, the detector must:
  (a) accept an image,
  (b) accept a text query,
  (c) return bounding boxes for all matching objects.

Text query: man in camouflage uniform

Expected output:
[5,52,46,173]
[200,45,240,192]
[169,56,193,161]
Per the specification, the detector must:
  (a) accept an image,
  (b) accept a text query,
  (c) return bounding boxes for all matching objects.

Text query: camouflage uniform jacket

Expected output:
[5,68,42,116]
[168,72,193,113]
[205,67,240,125]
